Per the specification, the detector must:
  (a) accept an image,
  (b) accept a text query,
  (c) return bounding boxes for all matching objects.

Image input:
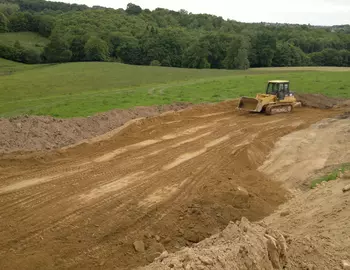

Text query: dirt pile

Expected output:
[295,93,344,109]
[0,103,190,154]
[142,175,350,270]
[265,177,350,270]
[141,217,288,270]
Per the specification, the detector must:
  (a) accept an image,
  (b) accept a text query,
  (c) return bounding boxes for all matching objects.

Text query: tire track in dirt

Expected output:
[0,100,344,270]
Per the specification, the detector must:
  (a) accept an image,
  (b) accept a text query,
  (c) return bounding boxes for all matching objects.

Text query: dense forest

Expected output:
[1,0,350,68]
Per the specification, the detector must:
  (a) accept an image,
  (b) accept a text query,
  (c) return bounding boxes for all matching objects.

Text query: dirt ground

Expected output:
[142,111,350,270]
[0,98,349,270]
[0,103,190,154]
[0,93,346,155]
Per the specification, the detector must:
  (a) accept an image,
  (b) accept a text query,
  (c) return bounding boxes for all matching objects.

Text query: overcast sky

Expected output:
[56,0,350,26]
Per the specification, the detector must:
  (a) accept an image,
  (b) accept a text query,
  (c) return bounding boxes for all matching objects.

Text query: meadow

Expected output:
[0,32,49,53]
[1,59,350,118]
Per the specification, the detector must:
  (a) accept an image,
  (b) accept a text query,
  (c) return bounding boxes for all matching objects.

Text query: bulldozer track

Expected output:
[265,104,293,115]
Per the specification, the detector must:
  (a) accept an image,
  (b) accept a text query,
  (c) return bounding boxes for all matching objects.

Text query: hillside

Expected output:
[1,58,350,117]
[0,0,350,68]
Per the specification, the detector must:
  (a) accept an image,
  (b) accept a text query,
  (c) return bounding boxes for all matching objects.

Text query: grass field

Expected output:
[1,59,350,117]
[0,58,47,75]
[0,32,49,53]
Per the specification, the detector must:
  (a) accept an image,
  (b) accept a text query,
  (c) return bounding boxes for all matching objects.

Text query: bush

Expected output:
[84,36,109,61]
[0,43,42,63]
[22,48,41,63]
[150,60,161,66]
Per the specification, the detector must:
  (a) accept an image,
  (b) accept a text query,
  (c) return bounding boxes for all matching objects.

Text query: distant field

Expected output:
[0,58,46,75]
[0,32,49,53]
[0,59,349,117]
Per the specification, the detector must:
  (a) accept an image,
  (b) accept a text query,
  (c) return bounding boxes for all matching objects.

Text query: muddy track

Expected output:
[0,101,343,270]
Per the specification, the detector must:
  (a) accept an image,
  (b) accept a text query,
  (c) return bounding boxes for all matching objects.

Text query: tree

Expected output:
[2,1,350,68]
[273,42,292,67]
[115,35,142,64]
[7,11,37,32]
[234,48,250,69]
[70,36,88,61]
[0,3,20,16]
[0,12,8,33]
[13,40,23,62]
[182,41,210,69]
[223,38,240,69]
[43,34,72,62]
[84,37,109,61]
[251,31,276,67]
[126,3,142,15]
[38,15,54,37]
[22,48,41,63]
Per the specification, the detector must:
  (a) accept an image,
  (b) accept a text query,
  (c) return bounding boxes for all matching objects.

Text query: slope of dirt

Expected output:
[265,176,350,270]
[259,115,350,189]
[141,115,350,270]
[0,103,190,154]
[0,101,342,270]
[142,175,350,270]
[295,93,344,109]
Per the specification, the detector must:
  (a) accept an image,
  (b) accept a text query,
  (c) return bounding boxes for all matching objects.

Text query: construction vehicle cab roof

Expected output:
[268,80,289,83]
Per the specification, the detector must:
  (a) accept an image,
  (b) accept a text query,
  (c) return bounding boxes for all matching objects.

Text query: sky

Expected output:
[57,0,350,26]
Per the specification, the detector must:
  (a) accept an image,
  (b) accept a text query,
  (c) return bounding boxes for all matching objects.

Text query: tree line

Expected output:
[1,0,350,68]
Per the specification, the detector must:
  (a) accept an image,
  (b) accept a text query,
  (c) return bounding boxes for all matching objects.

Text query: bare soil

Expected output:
[294,93,344,109]
[0,93,345,155]
[0,103,190,154]
[0,96,349,270]
[142,113,350,270]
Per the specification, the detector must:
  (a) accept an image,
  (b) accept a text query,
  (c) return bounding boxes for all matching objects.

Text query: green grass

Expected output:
[0,32,49,53]
[0,60,350,118]
[310,163,350,189]
[0,58,46,75]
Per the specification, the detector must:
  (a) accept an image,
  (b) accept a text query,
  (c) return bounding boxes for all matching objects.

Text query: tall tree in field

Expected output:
[84,36,109,61]
[234,48,250,69]
[0,12,8,32]
[223,38,240,69]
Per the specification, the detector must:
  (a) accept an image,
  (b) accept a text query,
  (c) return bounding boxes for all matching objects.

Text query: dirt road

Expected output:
[0,101,343,270]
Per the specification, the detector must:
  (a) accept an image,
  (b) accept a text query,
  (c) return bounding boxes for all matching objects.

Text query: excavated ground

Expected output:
[0,100,346,270]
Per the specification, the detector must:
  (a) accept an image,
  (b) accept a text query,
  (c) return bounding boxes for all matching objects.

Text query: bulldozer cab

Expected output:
[266,80,290,100]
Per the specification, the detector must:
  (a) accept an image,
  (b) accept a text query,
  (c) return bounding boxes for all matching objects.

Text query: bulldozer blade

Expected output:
[237,97,260,112]
[293,102,302,108]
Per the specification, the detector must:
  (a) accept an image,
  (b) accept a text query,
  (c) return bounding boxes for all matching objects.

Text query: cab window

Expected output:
[267,83,278,94]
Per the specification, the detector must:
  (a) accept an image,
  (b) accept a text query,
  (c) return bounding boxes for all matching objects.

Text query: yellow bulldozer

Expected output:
[237,80,301,115]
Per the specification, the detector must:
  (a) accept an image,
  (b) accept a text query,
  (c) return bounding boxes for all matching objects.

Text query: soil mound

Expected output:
[295,93,343,109]
[0,103,190,154]
[141,217,288,270]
